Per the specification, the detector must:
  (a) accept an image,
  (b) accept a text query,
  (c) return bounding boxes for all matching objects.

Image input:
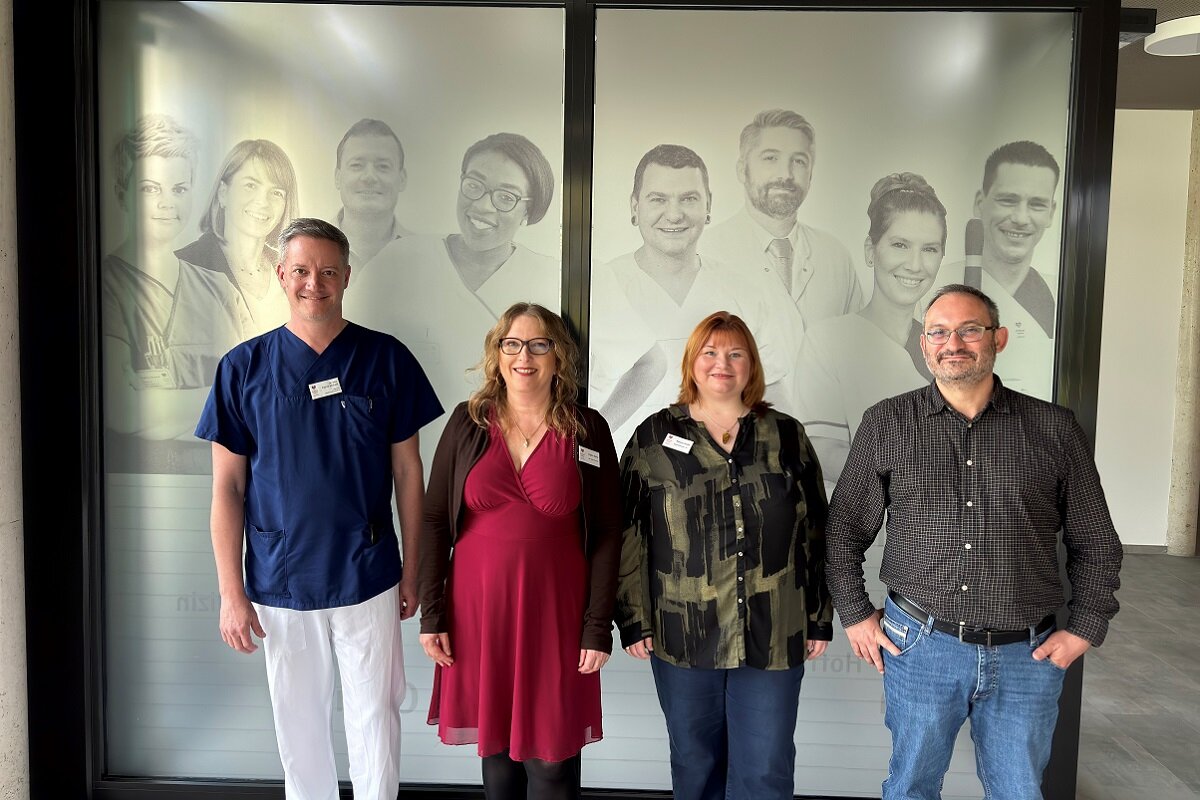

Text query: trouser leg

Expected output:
[255,603,339,800]
[649,655,727,800]
[879,597,974,800]
[968,627,1067,800]
[329,585,404,800]
[724,664,804,800]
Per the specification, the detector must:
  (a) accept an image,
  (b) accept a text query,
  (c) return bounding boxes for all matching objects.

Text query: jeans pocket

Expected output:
[1030,625,1067,670]
[881,614,922,655]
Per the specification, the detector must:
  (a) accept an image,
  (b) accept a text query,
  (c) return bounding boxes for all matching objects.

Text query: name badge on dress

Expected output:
[663,433,694,453]
[578,445,601,468]
[308,377,343,400]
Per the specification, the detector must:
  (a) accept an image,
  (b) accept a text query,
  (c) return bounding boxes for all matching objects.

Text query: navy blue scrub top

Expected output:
[196,322,443,610]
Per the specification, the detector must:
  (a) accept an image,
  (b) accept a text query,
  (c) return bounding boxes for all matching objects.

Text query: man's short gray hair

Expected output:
[738,109,816,160]
[925,283,1000,328]
[278,218,351,267]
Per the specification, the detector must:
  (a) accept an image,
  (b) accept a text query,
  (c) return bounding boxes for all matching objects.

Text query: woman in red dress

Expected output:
[418,302,622,799]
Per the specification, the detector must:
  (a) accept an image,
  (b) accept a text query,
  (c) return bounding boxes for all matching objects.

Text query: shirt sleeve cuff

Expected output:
[618,622,652,649]
[837,598,878,629]
[1066,611,1109,647]
[808,620,833,641]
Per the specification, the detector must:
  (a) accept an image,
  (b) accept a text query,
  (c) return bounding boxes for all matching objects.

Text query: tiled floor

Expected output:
[1076,553,1200,800]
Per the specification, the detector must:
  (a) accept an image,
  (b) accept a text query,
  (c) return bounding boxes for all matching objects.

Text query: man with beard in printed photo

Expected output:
[704,109,863,415]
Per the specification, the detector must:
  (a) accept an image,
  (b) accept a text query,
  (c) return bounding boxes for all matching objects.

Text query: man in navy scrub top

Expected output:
[196,217,443,799]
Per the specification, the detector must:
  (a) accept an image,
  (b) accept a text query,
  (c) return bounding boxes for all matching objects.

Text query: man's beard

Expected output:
[924,345,996,387]
[749,178,803,219]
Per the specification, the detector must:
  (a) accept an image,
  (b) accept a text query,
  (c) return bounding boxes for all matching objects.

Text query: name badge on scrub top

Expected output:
[308,377,343,400]
[578,445,601,468]
[663,433,694,453]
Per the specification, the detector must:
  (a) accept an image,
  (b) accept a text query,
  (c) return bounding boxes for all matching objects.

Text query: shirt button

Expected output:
[966,459,973,466]
[738,576,744,582]
[738,598,744,604]
[737,526,744,533]
[966,501,974,508]
[961,585,969,591]
[727,458,733,464]
[733,498,740,507]
[964,543,972,550]
[738,551,744,557]
[967,423,973,428]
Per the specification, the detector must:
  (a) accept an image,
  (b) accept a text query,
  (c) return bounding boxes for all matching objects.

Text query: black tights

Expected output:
[481,750,581,800]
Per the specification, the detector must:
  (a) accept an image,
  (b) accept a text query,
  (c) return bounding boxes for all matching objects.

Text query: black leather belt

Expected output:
[887,592,1054,646]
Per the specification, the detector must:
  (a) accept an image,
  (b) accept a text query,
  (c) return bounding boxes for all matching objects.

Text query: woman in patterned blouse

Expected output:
[615,310,833,800]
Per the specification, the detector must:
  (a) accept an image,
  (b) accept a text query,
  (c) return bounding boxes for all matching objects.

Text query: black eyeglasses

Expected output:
[498,337,553,356]
[460,177,528,213]
[923,325,999,345]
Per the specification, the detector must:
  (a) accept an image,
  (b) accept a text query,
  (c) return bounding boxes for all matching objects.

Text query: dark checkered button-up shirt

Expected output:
[826,379,1122,646]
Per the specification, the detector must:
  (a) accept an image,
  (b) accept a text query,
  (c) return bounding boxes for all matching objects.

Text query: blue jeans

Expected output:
[650,654,805,800]
[879,595,1067,800]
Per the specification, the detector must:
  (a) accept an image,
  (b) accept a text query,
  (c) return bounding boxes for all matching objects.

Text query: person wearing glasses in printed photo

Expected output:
[825,283,1122,800]
[616,311,832,800]
[356,133,559,475]
[418,303,621,800]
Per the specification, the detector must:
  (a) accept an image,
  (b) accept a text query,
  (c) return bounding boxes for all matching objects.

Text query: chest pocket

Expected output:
[338,394,387,446]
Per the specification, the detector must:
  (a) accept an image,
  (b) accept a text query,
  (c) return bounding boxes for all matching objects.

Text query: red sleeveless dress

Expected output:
[427,424,603,762]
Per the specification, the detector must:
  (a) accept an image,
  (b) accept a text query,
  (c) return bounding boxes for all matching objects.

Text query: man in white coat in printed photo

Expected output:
[704,108,864,413]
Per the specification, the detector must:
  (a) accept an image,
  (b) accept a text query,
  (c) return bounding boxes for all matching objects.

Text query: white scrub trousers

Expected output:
[255,584,404,800]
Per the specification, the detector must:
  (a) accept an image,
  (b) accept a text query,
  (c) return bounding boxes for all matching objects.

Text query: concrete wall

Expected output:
[1095,109,1194,547]
[0,0,30,793]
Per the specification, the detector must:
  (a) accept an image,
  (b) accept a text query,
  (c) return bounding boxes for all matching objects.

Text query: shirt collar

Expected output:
[923,376,1011,417]
[741,206,811,260]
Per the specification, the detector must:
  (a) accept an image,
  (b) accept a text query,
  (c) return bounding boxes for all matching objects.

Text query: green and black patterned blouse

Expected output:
[616,404,833,670]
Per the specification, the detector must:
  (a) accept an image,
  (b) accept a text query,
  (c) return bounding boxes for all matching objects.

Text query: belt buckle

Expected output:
[957,623,993,646]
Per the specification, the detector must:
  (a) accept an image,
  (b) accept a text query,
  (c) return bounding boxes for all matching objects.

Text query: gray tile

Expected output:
[1077,555,1200,798]
[1086,760,1200,798]
[1106,712,1200,790]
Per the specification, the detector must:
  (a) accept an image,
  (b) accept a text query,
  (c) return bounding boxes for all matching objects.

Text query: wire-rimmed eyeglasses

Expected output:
[923,325,999,345]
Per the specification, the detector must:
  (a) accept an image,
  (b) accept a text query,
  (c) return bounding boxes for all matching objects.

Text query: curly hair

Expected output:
[467,303,584,440]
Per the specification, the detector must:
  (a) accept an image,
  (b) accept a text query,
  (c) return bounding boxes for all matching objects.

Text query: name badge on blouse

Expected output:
[663,433,694,454]
[308,377,343,400]
[578,445,601,468]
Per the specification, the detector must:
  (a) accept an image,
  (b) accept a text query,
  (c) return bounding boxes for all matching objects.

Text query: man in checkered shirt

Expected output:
[825,283,1121,800]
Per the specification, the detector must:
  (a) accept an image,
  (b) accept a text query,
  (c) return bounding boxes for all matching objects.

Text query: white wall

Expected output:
[1095,109,1193,547]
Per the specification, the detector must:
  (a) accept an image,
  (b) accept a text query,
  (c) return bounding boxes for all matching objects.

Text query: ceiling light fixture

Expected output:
[1144,14,1200,56]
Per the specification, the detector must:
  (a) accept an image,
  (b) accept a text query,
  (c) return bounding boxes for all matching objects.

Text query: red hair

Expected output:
[676,311,768,409]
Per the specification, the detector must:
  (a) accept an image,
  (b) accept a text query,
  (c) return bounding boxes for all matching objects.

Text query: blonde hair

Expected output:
[467,303,584,439]
[676,311,768,410]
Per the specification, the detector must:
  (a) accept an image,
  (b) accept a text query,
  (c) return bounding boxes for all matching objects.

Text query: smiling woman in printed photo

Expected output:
[176,138,299,337]
[352,133,561,473]
[101,114,250,473]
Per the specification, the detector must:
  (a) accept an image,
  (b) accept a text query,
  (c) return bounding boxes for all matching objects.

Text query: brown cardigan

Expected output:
[417,401,623,653]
